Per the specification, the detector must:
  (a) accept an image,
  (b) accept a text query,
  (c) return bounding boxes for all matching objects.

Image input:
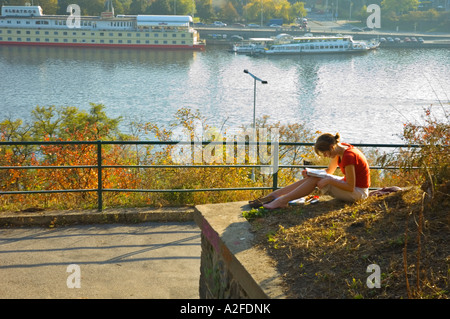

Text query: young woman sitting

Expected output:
[249,133,371,209]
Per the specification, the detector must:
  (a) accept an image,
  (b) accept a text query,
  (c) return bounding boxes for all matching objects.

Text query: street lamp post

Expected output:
[243,69,268,180]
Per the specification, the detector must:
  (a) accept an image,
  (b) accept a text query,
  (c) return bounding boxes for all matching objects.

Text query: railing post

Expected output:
[97,140,103,212]
[272,141,279,191]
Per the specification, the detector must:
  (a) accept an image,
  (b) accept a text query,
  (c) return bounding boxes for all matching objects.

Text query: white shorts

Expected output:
[319,175,369,202]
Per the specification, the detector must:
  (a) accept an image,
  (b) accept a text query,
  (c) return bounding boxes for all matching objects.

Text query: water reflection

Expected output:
[0,44,448,143]
[0,45,197,68]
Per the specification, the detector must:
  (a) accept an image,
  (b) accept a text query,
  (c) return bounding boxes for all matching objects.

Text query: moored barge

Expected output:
[0,1,205,50]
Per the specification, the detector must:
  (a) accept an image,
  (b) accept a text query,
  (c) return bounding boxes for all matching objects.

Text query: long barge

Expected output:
[0,1,205,50]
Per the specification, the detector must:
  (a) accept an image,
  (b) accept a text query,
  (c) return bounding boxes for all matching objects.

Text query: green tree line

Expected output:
[0,0,447,31]
[0,0,307,23]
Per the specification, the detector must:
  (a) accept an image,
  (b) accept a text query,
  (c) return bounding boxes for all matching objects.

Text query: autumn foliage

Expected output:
[3,103,447,212]
[1,104,318,211]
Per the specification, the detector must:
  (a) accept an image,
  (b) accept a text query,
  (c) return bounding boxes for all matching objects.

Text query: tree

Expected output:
[29,103,124,141]
[290,1,307,20]
[195,0,214,21]
[244,0,306,24]
[129,0,149,14]
[276,0,292,22]
[39,0,59,14]
[219,2,239,22]
[56,0,105,15]
[175,0,196,16]
[381,0,419,15]
[147,0,173,14]
[1,0,58,14]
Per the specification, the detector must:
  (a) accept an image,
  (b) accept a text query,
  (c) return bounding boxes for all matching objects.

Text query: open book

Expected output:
[304,168,334,178]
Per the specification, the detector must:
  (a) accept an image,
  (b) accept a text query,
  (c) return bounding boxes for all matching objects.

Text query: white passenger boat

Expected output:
[264,34,379,55]
[0,0,205,50]
[232,34,379,55]
[231,37,274,54]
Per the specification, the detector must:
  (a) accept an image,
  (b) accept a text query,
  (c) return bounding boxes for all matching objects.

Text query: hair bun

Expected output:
[334,133,341,142]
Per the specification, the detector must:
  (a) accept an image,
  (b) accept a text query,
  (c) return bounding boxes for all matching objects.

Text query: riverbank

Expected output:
[199,20,450,49]
[247,186,449,298]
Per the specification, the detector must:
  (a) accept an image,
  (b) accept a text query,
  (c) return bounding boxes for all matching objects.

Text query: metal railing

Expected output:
[0,140,422,211]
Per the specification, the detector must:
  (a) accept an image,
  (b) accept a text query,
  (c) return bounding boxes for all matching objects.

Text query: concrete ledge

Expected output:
[194,201,286,299]
[0,206,195,227]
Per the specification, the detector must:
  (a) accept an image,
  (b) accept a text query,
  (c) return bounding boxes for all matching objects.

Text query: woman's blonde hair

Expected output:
[314,133,341,155]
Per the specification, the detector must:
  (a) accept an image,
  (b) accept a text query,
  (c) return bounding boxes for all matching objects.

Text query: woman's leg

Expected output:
[249,179,309,207]
[264,176,320,209]
[268,178,309,198]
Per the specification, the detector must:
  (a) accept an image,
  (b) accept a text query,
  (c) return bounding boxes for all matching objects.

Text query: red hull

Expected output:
[0,41,205,51]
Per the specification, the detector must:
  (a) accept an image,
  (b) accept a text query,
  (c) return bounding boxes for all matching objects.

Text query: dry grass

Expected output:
[249,187,449,299]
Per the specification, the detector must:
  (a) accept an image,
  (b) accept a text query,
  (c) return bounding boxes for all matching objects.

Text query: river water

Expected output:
[0,45,448,144]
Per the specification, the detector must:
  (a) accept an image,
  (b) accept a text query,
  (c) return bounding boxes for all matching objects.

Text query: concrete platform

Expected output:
[0,221,201,299]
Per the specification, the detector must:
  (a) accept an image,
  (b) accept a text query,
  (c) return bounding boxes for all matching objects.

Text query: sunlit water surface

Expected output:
[1,45,448,143]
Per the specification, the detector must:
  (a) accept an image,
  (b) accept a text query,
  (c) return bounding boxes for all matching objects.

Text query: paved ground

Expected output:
[0,221,201,299]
